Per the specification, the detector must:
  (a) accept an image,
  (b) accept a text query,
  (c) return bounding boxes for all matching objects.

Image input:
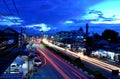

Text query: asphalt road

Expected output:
[42,39,120,79]
[33,44,89,79]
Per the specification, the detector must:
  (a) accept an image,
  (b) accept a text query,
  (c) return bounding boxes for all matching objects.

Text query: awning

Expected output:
[14,56,25,65]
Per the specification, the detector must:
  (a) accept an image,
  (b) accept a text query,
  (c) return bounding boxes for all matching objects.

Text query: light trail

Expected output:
[43,39,120,75]
[80,56,112,71]
[41,55,47,67]
[36,48,70,79]
[79,55,120,72]
[65,48,119,73]
[68,50,118,71]
[44,47,88,79]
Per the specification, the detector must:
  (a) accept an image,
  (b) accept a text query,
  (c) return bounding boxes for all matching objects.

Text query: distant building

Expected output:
[92,43,120,62]
[55,29,85,44]
[3,28,19,45]
[0,30,6,42]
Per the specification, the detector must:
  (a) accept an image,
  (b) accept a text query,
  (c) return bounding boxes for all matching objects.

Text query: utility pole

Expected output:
[40,30,44,41]
[18,27,22,48]
[85,23,89,56]
[86,23,88,38]
[20,27,23,47]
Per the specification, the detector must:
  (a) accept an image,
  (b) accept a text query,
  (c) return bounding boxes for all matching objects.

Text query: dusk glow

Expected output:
[0,0,120,35]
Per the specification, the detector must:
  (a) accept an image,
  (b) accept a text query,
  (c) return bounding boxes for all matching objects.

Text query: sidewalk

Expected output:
[22,56,33,76]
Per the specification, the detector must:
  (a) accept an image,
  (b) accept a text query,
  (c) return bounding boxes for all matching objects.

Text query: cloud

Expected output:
[91,20,120,24]
[85,0,120,24]
[63,8,120,25]
[0,16,23,26]
[79,9,120,24]
[59,0,120,25]
[64,20,74,24]
[26,23,51,32]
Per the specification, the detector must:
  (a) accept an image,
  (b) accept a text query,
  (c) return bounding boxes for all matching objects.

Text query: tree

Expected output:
[0,30,5,42]
[93,33,101,39]
[102,29,119,43]
[61,38,75,44]
[84,37,93,56]
[86,37,93,47]
[79,27,83,32]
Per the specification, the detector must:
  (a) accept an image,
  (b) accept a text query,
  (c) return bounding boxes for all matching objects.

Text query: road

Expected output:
[42,39,120,79]
[29,43,89,79]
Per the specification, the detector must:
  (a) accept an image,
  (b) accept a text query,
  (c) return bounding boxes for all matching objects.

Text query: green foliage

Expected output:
[79,27,83,32]
[102,29,119,43]
[93,71,107,79]
[93,33,101,39]
[72,58,84,66]
[86,37,93,47]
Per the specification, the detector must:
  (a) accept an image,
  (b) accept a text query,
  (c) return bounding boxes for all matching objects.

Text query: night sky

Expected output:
[0,0,120,35]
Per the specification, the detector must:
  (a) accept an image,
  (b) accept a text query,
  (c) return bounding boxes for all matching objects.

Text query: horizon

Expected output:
[0,23,120,36]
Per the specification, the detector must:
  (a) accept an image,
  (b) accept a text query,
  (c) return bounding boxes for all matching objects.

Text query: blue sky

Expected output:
[0,0,120,35]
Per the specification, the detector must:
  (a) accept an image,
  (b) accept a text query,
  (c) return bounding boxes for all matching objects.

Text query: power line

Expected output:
[0,0,12,22]
[11,0,25,47]
[2,0,17,22]
[12,0,21,18]
[0,0,24,29]
[0,6,16,23]
[2,0,14,17]
[0,0,10,15]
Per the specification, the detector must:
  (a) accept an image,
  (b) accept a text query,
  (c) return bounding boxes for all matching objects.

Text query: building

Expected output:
[55,29,85,44]
[54,28,85,51]
[3,28,19,45]
[92,44,120,62]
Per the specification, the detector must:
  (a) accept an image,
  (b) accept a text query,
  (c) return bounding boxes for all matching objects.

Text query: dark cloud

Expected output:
[0,0,102,26]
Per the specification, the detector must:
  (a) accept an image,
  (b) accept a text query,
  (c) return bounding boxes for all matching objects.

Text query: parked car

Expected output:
[33,58,42,67]
[7,63,21,73]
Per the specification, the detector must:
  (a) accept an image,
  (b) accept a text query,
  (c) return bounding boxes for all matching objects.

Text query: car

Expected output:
[8,63,20,73]
[29,53,39,58]
[33,58,42,67]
